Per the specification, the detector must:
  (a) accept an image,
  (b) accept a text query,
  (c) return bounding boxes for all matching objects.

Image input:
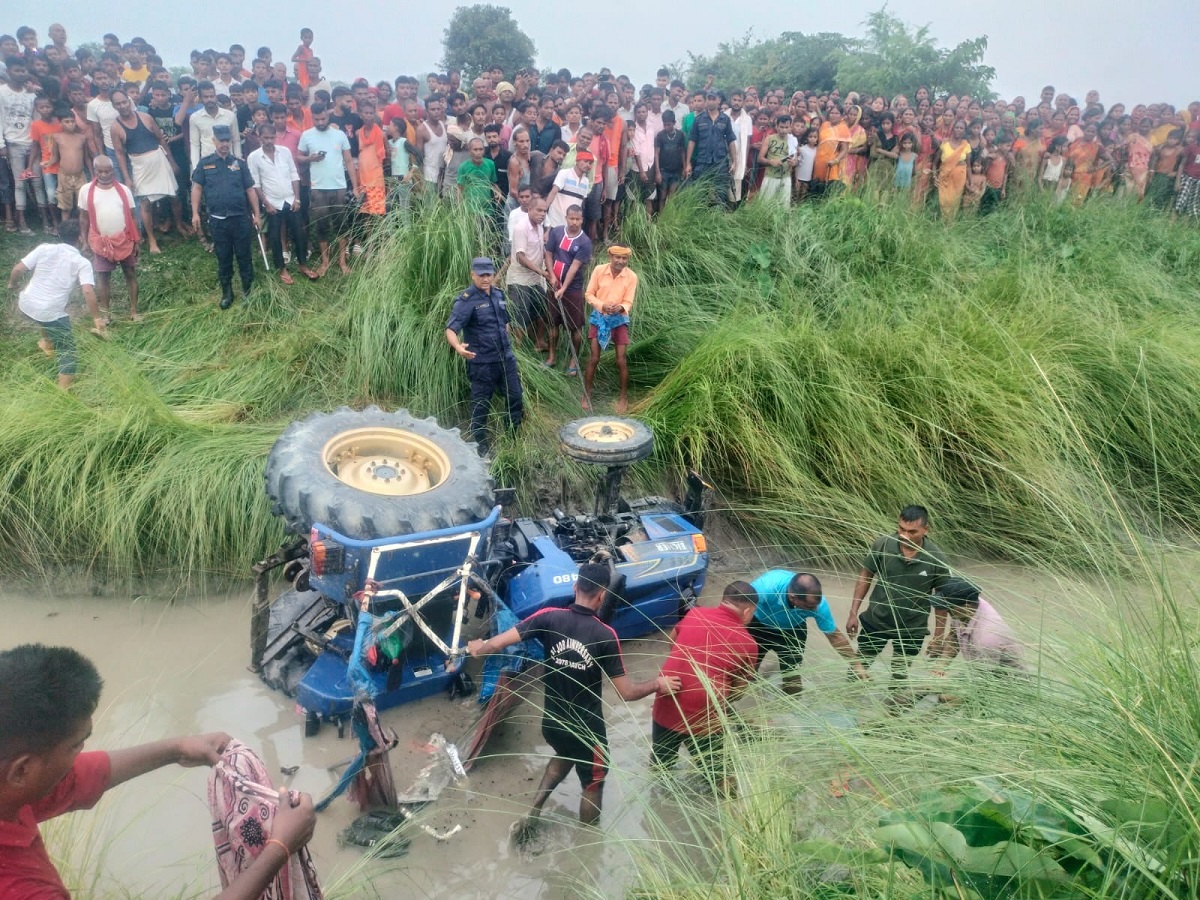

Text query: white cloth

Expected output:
[509,218,546,287]
[507,207,529,243]
[86,97,119,150]
[728,110,754,181]
[78,181,136,236]
[190,107,241,169]
[129,147,178,201]
[796,145,817,182]
[18,244,95,322]
[247,145,299,208]
[0,85,36,144]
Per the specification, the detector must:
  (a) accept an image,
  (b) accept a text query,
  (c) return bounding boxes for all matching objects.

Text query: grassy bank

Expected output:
[2,188,1199,578]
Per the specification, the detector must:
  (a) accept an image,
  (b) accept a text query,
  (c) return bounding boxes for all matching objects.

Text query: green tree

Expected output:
[835,9,994,99]
[440,5,536,82]
[687,30,849,94]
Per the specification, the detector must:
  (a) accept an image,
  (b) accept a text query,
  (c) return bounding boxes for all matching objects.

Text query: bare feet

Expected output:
[128,313,141,323]
[37,338,54,357]
[338,258,351,275]
[299,266,318,281]
[315,261,329,278]
[280,270,294,285]
[614,397,628,414]
[581,396,592,412]
[148,244,162,254]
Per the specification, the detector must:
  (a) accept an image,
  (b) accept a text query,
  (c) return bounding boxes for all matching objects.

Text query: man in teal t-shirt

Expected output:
[456,136,500,213]
[748,569,867,695]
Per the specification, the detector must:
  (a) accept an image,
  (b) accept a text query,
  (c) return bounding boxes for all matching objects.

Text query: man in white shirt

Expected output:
[0,56,48,233]
[5,220,106,389]
[246,122,312,284]
[544,151,593,229]
[189,81,241,171]
[727,91,754,204]
[507,196,550,347]
[78,155,141,321]
[85,69,122,180]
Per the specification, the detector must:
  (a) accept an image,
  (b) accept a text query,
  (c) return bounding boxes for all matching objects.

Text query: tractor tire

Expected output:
[265,406,493,540]
[559,416,654,466]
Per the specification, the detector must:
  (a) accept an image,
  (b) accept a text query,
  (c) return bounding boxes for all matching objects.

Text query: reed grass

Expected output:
[1,187,1198,578]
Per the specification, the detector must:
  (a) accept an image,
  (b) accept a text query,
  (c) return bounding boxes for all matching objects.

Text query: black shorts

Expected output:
[507,283,548,329]
[856,617,926,660]
[747,619,808,672]
[309,188,347,239]
[650,721,725,781]
[659,171,682,193]
[543,720,608,790]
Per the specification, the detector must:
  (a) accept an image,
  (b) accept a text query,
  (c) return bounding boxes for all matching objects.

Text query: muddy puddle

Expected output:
[0,553,1182,898]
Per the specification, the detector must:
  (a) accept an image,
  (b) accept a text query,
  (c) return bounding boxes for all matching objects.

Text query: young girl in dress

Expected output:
[1039,136,1068,199]
[894,131,917,192]
[962,157,987,212]
[795,127,819,203]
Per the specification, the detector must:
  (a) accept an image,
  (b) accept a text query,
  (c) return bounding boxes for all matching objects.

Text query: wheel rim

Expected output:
[323,427,452,496]
[576,420,638,444]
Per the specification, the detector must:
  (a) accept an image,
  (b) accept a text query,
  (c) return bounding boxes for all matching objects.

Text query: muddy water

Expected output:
[0,557,1165,898]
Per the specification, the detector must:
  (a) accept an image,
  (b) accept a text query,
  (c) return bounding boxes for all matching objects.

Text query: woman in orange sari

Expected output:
[842,105,869,188]
[912,113,937,208]
[1122,117,1154,199]
[1066,124,1109,204]
[935,119,971,220]
[814,106,850,190]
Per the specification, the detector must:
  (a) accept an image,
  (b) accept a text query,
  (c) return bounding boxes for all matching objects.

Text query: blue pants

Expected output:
[209,215,254,292]
[467,357,523,451]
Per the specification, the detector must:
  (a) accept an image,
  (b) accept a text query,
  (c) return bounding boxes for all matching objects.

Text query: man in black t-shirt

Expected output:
[654,110,687,212]
[468,561,678,841]
[328,86,363,158]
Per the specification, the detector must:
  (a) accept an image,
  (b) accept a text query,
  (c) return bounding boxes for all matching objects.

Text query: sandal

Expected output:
[338,814,411,857]
[565,365,578,376]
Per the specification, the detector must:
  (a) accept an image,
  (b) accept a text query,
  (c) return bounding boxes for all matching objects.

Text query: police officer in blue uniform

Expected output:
[444,257,524,455]
[189,123,261,309]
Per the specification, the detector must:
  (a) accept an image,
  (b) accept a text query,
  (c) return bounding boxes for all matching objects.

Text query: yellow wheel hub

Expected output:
[323,427,451,496]
[576,420,637,444]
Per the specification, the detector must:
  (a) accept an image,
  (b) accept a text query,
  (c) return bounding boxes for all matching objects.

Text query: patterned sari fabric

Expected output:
[1066,139,1102,203]
[1123,134,1153,197]
[208,740,324,900]
[937,140,972,219]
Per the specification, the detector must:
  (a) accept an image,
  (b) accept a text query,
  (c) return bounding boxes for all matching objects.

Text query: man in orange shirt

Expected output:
[583,245,638,413]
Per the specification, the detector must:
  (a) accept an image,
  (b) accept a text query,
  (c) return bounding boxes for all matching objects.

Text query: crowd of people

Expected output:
[2,22,1198,386]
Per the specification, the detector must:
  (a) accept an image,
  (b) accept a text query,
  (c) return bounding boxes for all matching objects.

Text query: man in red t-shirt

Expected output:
[651,581,760,794]
[0,644,316,899]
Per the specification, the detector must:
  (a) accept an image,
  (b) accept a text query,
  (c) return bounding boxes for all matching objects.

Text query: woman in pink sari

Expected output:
[842,105,869,188]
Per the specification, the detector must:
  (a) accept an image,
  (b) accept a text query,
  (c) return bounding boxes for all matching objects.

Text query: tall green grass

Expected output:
[1,188,1199,578]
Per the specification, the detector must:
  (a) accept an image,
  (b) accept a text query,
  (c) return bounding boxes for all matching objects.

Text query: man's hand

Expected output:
[656,675,681,695]
[654,171,662,184]
[251,211,261,230]
[192,213,202,232]
[454,342,476,360]
[264,201,277,215]
[175,732,232,767]
[466,638,487,657]
[683,165,691,180]
[845,612,859,638]
[272,789,316,853]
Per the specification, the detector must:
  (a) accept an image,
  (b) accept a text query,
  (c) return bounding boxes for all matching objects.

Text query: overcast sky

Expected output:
[12,0,1195,107]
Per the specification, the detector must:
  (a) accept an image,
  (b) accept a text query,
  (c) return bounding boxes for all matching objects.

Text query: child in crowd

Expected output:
[981,132,1013,214]
[29,96,62,232]
[963,157,987,212]
[894,131,916,191]
[1039,136,1067,195]
[48,108,91,216]
[795,126,819,203]
[290,29,314,88]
